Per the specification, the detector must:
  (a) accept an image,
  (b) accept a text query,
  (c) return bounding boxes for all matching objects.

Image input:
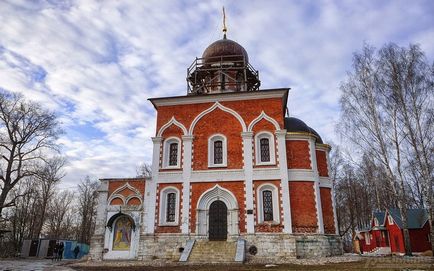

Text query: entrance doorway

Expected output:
[208,200,227,240]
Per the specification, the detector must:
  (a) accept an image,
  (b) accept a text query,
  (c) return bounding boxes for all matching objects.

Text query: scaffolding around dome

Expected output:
[187,53,260,95]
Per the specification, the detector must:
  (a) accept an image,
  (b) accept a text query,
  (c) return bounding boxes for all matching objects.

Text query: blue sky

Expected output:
[1,0,433,188]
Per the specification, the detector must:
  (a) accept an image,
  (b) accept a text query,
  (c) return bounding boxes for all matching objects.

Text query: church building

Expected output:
[89,25,342,263]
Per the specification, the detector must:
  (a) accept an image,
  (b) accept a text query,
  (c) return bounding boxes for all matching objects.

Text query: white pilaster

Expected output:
[144,136,162,234]
[326,148,339,235]
[309,139,324,234]
[181,135,193,233]
[276,130,292,233]
[241,131,254,234]
[94,181,109,235]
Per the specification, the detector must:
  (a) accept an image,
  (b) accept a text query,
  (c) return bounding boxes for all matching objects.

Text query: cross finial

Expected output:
[222,6,227,39]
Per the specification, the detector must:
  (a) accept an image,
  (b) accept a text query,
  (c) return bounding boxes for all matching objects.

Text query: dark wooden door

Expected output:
[209,200,227,240]
[47,240,57,257]
[29,240,39,257]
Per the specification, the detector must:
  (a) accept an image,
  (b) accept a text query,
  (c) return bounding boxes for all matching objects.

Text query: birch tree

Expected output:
[339,43,433,255]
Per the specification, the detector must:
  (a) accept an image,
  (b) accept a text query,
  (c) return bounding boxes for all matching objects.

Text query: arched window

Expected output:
[260,138,270,162]
[169,143,178,166]
[166,192,176,222]
[214,140,223,164]
[208,134,227,167]
[159,187,180,225]
[163,137,181,168]
[255,132,276,165]
[257,184,280,224]
[262,190,273,221]
[112,216,132,251]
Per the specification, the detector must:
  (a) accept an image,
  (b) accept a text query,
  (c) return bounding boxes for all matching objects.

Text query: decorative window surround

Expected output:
[162,137,181,169]
[254,131,276,165]
[159,186,180,226]
[208,134,227,168]
[256,183,280,224]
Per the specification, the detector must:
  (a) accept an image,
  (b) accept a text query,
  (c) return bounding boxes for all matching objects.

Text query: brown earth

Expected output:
[67,256,434,271]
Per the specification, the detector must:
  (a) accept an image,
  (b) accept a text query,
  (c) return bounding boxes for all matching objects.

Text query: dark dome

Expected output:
[202,38,249,63]
[284,117,323,144]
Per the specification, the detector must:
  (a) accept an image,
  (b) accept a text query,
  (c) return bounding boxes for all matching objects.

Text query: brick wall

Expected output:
[190,181,246,233]
[320,187,335,234]
[252,119,278,168]
[192,108,243,170]
[316,150,329,177]
[107,179,145,199]
[155,183,183,233]
[160,124,184,171]
[286,140,311,169]
[289,181,318,233]
[253,180,283,233]
[155,98,285,134]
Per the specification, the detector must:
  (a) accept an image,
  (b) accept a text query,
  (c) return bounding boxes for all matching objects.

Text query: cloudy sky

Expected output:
[1,0,433,188]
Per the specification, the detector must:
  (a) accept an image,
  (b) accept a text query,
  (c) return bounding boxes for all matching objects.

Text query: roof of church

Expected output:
[202,37,249,63]
[284,117,323,144]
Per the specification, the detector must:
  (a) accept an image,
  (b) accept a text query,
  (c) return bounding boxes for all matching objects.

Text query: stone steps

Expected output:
[188,240,237,263]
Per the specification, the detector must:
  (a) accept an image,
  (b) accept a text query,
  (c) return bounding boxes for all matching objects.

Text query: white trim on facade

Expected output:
[256,183,280,224]
[254,131,276,165]
[181,135,193,233]
[276,129,292,233]
[247,111,281,132]
[162,137,182,169]
[189,102,247,135]
[309,138,325,234]
[208,134,228,168]
[150,89,288,107]
[107,182,142,205]
[241,131,254,233]
[158,186,181,226]
[157,116,188,137]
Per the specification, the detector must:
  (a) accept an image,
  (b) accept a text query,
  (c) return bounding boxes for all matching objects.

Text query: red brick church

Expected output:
[89,26,342,263]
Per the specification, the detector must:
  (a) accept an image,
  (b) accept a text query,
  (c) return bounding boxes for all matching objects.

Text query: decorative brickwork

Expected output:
[155,183,183,233]
[190,181,246,233]
[289,181,318,233]
[253,180,283,233]
[286,140,311,169]
[192,108,243,170]
[316,150,329,177]
[107,179,145,199]
[320,187,335,234]
[156,99,284,133]
[109,197,123,205]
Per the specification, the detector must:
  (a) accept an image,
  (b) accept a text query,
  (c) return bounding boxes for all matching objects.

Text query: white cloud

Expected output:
[0,0,433,186]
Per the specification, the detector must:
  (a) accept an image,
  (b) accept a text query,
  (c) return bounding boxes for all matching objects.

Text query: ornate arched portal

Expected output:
[196,185,239,238]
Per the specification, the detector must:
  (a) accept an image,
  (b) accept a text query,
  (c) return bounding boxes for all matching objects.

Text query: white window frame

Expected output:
[255,132,276,165]
[159,187,180,226]
[388,214,394,225]
[162,137,181,169]
[365,232,371,245]
[208,134,227,167]
[256,183,280,224]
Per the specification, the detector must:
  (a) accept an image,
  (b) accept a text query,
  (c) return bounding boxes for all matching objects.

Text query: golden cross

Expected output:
[222,7,227,37]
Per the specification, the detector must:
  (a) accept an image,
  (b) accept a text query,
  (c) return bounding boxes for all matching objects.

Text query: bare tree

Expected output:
[136,162,152,178]
[0,91,62,215]
[77,176,99,244]
[33,157,66,238]
[339,43,434,255]
[45,190,75,239]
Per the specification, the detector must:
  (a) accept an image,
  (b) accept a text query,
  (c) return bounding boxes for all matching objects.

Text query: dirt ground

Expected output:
[68,256,434,271]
